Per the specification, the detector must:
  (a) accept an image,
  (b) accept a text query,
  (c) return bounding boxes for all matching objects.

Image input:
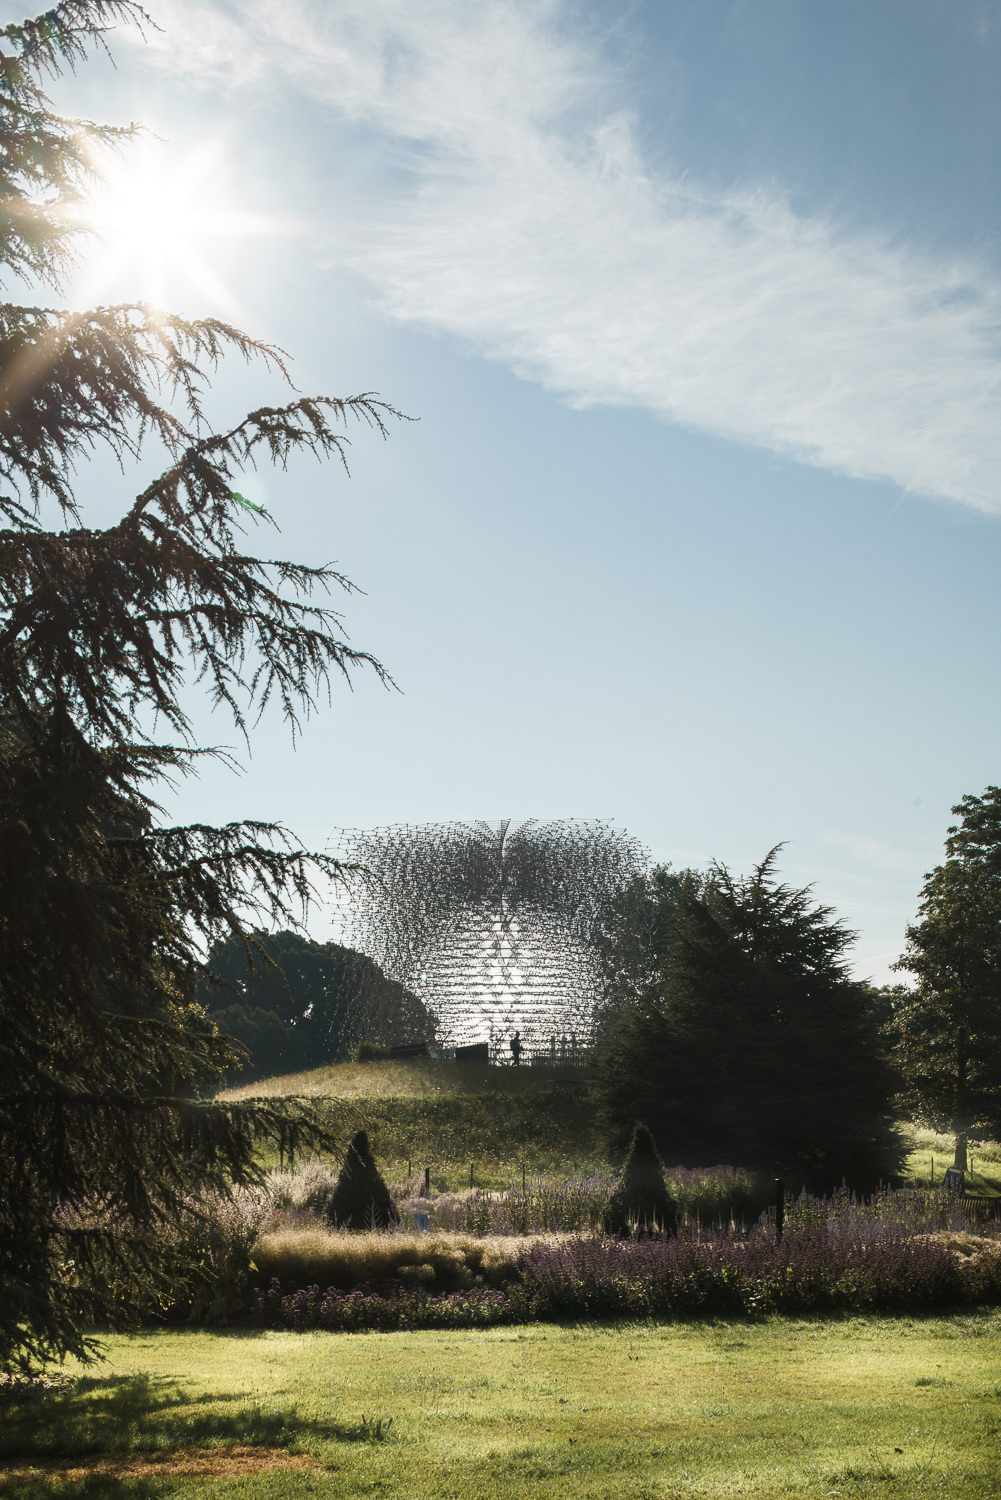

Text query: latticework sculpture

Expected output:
[330,820,645,1056]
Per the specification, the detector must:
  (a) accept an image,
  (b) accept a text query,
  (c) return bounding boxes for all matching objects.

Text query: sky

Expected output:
[14,0,1001,981]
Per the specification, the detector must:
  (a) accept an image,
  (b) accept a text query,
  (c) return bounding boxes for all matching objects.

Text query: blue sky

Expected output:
[19,0,1001,979]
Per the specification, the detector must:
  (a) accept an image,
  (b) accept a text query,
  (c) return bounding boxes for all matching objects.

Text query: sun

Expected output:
[74,137,290,315]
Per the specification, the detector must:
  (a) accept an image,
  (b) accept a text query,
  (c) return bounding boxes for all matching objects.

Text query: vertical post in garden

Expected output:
[423,1166,430,1196]
[775,1179,785,1242]
[522,1162,526,1194]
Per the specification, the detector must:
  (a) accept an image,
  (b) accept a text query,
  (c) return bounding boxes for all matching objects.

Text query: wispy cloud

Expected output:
[134,0,1001,512]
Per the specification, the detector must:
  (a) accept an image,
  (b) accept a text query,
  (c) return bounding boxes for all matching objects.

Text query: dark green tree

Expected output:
[0,2,404,1371]
[198,929,432,1080]
[597,852,903,1190]
[888,787,1001,1171]
[592,865,687,1041]
[602,1122,678,1237]
[325,1129,398,1231]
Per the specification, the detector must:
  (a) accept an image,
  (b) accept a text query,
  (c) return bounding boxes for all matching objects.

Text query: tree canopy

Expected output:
[198,930,432,1080]
[597,852,903,1190]
[0,1,402,1372]
[888,787,1001,1170]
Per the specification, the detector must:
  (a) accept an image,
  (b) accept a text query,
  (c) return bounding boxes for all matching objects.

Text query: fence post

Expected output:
[775,1178,785,1242]
[422,1165,430,1197]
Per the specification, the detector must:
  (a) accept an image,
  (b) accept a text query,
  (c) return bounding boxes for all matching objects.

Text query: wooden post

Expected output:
[775,1179,785,1242]
[522,1162,526,1194]
[422,1165,430,1197]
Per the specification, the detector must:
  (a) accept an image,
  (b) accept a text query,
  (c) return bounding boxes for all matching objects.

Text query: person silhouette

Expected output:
[510,1030,522,1066]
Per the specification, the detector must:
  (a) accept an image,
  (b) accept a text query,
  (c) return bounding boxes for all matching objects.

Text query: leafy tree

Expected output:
[198,929,432,1080]
[888,787,1001,1171]
[597,852,903,1190]
[602,1122,678,1238]
[0,2,404,1371]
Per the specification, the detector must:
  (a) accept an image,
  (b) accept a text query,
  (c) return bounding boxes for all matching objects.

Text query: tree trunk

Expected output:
[954,1033,969,1172]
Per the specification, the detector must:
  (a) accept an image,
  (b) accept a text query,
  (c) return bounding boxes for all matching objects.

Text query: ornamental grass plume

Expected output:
[603,1122,678,1237]
[251,1228,554,1292]
[325,1130,398,1230]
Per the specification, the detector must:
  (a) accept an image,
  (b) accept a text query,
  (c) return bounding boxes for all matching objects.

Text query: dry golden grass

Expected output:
[4,1446,322,1482]
[251,1227,561,1291]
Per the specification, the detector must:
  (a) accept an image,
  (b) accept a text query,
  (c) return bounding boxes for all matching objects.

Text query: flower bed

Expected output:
[253,1222,1001,1332]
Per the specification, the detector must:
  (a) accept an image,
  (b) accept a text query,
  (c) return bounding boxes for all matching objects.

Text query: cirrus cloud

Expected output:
[131,0,1001,512]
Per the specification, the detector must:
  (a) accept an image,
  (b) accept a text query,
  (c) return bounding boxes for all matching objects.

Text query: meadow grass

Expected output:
[901,1124,1001,1193]
[218,1057,588,1103]
[223,1060,606,1187]
[224,1059,1001,1196]
[4,1313,1001,1497]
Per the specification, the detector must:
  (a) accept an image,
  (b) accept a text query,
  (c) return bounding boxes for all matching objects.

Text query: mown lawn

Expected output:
[4,1312,1001,1497]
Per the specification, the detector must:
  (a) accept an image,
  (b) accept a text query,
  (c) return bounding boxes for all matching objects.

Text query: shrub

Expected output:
[325,1130,398,1230]
[603,1123,678,1237]
[353,1042,392,1062]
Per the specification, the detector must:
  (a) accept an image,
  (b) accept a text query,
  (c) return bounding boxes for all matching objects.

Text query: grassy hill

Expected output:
[220,1057,1001,1194]
[220,1058,607,1188]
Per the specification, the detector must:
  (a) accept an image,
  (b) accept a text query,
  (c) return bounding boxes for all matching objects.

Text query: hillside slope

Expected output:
[220,1058,608,1187]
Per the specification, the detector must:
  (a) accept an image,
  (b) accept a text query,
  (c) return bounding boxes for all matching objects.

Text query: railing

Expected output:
[443,1039,596,1068]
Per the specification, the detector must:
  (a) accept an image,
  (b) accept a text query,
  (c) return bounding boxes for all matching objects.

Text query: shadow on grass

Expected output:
[0,1480,165,1500]
[0,1362,382,1467]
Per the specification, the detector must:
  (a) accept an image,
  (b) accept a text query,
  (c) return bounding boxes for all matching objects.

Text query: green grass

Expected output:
[4,1314,1001,1497]
[225,1058,1001,1199]
[900,1124,1001,1194]
[220,1057,583,1102]
[222,1059,605,1187]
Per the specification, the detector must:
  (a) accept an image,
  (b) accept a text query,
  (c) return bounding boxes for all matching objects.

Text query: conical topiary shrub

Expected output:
[325,1129,398,1231]
[603,1122,678,1237]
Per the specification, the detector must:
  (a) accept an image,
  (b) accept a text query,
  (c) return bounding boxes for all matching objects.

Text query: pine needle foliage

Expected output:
[325,1130,399,1231]
[602,1123,678,1238]
[597,853,904,1191]
[0,3,404,1372]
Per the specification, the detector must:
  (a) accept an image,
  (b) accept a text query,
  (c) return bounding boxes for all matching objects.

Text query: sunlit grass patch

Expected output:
[902,1124,1001,1192]
[221,1059,607,1187]
[4,1315,1001,1497]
